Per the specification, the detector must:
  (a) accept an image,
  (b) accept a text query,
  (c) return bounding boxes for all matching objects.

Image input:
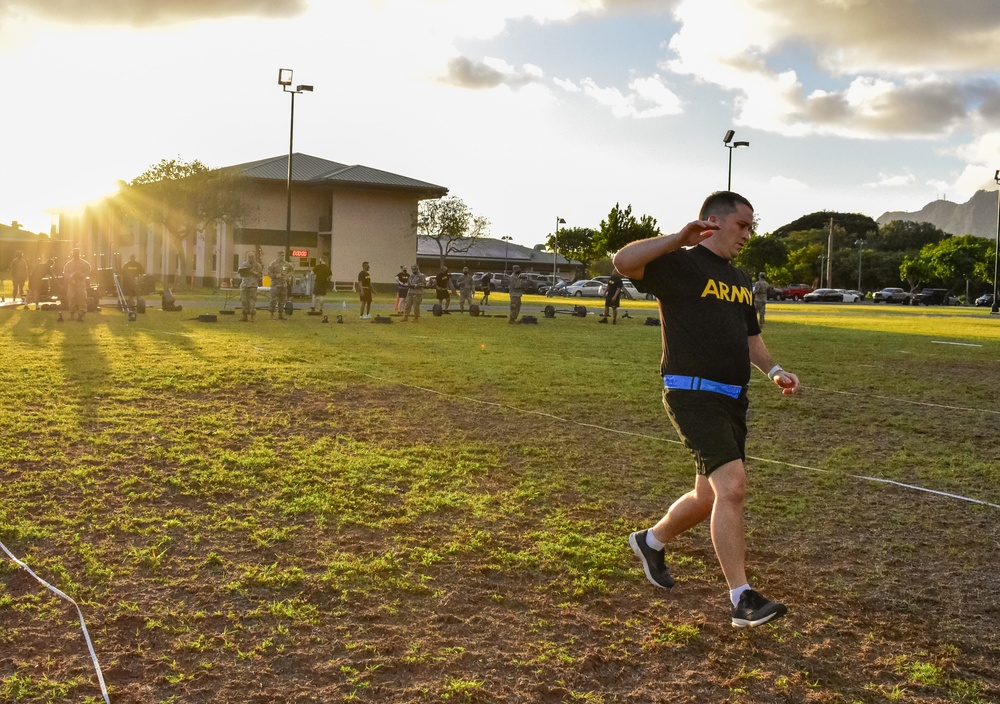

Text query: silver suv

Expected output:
[873,287,911,304]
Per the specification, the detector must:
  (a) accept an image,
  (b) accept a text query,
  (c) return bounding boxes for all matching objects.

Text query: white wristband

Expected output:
[767,365,783,379]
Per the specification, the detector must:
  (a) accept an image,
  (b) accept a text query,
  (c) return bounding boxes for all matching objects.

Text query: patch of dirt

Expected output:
[2,382,998,703]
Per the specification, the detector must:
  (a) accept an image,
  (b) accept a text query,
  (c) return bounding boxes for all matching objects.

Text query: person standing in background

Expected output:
[357,261,373,319]
[311,258,332,313]
[10,251,28,303]
[403,264,424,322]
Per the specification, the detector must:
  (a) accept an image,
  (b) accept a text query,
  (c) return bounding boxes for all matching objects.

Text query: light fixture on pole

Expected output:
[279,68,313,261]
[553,217,565,285]
[993,170,1000,314]
[501,236,513,275]
[723,129,750,191]
[855,238,866,292]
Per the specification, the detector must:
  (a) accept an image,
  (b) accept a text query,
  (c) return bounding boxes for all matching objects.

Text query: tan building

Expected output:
[56,153,448,287]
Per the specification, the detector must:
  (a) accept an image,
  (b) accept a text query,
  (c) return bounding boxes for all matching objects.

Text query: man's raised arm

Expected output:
[612,220,720,280]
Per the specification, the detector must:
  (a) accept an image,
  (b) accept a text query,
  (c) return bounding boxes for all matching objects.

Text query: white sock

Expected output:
[730,583,750,607]
[644,530,665,551]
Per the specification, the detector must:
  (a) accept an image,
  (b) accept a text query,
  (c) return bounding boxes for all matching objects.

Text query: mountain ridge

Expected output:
[877,189,998,239]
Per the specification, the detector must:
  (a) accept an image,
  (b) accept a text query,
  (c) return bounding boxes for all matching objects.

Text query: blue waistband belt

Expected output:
[663,375,744,399]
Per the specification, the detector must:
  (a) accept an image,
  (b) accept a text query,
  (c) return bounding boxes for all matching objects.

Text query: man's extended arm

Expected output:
[748,334,799,395]
[613,220,719,280]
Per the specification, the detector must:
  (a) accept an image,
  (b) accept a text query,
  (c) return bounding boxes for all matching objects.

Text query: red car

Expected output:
[777,284,813,301]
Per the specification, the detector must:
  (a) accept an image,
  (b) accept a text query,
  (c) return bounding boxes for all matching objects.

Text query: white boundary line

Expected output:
[0,539,110,704]
[359,372,1000,511]
[805,385,1000,415]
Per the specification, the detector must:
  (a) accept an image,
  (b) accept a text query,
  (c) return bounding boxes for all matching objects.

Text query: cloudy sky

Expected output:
[2,0,999,245]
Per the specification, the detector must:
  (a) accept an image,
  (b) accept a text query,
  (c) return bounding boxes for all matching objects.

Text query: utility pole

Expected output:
[827,218,834,289]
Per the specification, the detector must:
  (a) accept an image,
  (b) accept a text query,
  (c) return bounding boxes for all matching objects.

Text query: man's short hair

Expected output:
[699,191,753,220]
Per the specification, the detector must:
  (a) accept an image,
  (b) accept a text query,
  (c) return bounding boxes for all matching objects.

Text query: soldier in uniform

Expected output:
[239,251,263,322]
[403,264,425,322]
[268,251,294,320]
[62,248,92,321]
[10,251,28,303]
[752,272,771,327]
[458,267,475,312]
[507,264,526,323]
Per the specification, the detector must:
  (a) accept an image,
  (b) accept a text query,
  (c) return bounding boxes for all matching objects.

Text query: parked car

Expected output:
[803,288,860,303]
[846,290,866,302]
[776,283,813,301]
[518,272,547,294]
[914,288,958,306]
[544,280,573,297]
[975,293,994,307]
[536,274,569,294]
[619,278,644,300]
[564,279,606,298]
[873,287,911,304]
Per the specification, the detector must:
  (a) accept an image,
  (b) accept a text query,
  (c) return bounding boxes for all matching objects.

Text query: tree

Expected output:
[785,243,824,287]
[114,158,251,283]
[543,226,598,273]
[771,211,878,241]
[416,196,489,268]
[595,203,658,256]
[899,255,931,292]
[873,220,948,252]
[735,235,788,277]
[914,235,994,289]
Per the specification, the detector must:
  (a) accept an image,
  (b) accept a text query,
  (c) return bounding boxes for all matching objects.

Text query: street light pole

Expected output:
[553,217,565,285]
[993,170,1000,314]
[723,130,750,190]
[278,68,313,261]
[501,236,513,275]
[855,238,866,292]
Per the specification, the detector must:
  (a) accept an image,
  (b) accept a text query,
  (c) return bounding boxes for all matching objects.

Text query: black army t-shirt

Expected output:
[357,269,372,292]
[632,245,761,387]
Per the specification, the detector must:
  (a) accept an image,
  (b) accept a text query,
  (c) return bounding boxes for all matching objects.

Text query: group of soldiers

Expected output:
[9,247,540,324]
[391,263,529,323]
[236,250,360,322]
[7,248,95,321]
[234,254,532,324]
[236,250,292,322]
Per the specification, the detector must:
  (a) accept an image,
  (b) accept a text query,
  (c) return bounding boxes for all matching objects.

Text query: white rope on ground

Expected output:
[0,539,111,704]
[357,372,1000,511]
[804,385,1000,416]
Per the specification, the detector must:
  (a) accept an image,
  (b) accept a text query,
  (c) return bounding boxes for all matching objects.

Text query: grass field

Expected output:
[1,292,999,703]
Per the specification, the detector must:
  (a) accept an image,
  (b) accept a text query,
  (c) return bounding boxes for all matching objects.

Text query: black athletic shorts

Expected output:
[359,291,372,303]
[662,387,748,476]
[436,289,450,301]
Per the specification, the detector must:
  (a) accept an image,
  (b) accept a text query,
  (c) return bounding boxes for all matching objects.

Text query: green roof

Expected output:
[224,153,447,197]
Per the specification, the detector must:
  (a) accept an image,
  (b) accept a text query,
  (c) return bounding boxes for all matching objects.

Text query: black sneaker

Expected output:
[731,589,787,628]
[628,530,674,589]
